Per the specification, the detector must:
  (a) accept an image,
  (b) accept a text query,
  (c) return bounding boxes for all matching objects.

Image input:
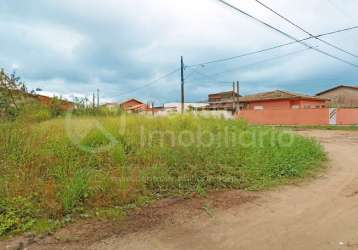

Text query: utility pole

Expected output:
[232,81,236,113]
[181,56,185,114]
[92,92,96,109]
[152,101,155,117]
[97,88,100,107]
[236,81,240,112]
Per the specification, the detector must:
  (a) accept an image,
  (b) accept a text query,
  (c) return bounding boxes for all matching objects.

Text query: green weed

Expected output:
[0,114,326,236]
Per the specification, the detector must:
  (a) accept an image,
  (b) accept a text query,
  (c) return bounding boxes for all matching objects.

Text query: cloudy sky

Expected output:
[1,0,358,104]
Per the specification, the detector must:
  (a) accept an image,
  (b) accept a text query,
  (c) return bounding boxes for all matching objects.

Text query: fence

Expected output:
[336,108,358,125]
[237,108,358,125]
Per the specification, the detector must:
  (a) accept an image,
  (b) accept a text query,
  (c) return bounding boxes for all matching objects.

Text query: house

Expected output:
[119,99,152,113]
[103,99,153,113]
[120,99,145,111]
[239,90,328,110]
[316,85,358,108]
[126,103,151,113]
[206,91,241,111]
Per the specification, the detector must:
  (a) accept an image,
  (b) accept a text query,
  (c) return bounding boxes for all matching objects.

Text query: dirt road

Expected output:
[91,130,358,250]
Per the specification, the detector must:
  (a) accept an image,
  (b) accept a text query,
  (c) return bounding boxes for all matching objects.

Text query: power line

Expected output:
[326,0,358,46]
[322,25,358,36]
[190,48,312,84]
[184,69,197,81]
[216,0,358,69]
[187,67,233,84]
[188,25,358,67]
[187,80,233,84]
[108,68,180,99]
[254,0,358,59]
[209,47,312,77]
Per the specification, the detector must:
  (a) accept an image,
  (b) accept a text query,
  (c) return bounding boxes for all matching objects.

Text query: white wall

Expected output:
[193,110,234,120]
[154,109,234,119]
[163,103,208,112]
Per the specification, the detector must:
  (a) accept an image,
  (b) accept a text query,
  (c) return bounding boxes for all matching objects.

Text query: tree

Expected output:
[0,69,27,118]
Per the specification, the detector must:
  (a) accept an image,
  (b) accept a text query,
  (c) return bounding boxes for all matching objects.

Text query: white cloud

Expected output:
[0,0,357,102]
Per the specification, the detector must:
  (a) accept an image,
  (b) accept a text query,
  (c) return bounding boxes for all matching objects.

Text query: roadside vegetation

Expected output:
[1,115,326,237]
[0,70,326,237]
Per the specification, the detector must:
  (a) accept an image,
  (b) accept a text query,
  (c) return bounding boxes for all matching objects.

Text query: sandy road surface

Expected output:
[91,130,358,250]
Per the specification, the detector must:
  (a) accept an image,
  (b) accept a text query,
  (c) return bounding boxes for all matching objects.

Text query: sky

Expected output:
[1,0,358,104]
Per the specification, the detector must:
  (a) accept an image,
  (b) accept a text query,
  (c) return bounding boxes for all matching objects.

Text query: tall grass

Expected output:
[0,115,325,236]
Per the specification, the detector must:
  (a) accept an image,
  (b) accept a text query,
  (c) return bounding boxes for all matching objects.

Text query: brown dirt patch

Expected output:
[7,190,255,250]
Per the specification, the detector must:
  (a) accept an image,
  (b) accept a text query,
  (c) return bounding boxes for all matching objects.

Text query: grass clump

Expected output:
[0,114,326,236]
[59,168,92,214]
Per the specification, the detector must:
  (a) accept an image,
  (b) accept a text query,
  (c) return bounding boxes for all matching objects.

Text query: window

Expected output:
[291,105,300,109]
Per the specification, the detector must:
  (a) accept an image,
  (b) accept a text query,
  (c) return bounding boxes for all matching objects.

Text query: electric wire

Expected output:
[254,0,358,58]
[214,0,358,69]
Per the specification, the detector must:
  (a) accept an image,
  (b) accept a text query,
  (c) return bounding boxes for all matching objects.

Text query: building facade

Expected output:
[316,85,358,108]
[207,91,241,111]
[120,99,143,110]
[239,90,328,110]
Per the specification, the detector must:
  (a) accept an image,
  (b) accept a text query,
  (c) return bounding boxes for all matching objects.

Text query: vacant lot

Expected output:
[0,115,325,237]
[90,130,358,250]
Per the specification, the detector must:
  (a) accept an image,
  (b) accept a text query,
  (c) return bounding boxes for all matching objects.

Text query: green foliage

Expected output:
[0,197,38,236]
[0,69,70,122]
[0,69,27,120]
[0,115,326,236]
[33,109,52,122]
[30,219,61,235]
[80,129,113,149]
[16,101,52,123]
[58,169,92,214]
[111,144,126,165]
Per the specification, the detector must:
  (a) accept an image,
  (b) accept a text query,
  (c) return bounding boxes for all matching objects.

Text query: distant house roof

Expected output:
[209,91,241,97]
[240,90,328,103]
[127,103,147,110]
[120,98,144,105]
[316,85,358,96]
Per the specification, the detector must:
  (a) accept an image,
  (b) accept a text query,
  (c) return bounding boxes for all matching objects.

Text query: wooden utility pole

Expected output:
[97,88,100,107]
[232,81,236,113]
[236,81,240,112]
[152,101,155,117]
[181,56,185,114]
